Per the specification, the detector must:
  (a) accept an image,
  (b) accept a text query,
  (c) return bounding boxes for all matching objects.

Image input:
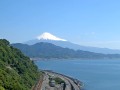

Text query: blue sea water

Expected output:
[35,59,120,90]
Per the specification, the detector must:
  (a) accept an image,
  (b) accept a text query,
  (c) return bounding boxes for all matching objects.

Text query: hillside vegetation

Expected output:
[0,39,40,90]
[12,42,120,59]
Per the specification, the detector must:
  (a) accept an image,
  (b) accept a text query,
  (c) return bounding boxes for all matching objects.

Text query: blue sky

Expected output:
[0,0,120,49]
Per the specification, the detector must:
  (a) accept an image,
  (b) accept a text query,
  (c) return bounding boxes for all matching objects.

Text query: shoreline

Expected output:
[31,57,120,61]
[43,70,84,90]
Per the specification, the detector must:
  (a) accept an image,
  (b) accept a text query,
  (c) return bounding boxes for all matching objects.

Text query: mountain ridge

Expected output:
[12,42,120,59]
[24,39,120,54]
[24,32,120,54]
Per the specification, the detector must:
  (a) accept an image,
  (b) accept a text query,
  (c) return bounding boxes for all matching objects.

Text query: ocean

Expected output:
[35,59,120,90]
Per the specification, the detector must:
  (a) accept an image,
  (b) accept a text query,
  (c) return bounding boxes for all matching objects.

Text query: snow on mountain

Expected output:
[37,32,67,41]
[24,32,120,54]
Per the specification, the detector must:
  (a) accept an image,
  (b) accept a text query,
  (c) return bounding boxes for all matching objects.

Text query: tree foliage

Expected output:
[0,39,40,90]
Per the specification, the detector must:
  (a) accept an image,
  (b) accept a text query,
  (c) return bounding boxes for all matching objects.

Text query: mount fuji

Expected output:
[25,32,67,45]
[37,32,67,41]
[24,32,120,54]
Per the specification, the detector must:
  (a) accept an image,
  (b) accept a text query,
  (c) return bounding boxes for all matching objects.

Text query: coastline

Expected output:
[31,57,120,61]
[42,70,84,90]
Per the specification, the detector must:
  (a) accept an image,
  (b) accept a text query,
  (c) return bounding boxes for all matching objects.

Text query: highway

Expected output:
[43,71,81,90]
[33,70,82,90]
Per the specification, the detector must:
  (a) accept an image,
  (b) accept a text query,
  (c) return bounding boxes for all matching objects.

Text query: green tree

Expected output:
[0,39,41,90]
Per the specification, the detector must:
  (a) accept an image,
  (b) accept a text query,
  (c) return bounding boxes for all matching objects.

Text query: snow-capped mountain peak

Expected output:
[37,32,67,41]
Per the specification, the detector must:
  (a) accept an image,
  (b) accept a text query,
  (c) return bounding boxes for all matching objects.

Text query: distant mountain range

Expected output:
[12,42,120,59]
[24,32,120,54]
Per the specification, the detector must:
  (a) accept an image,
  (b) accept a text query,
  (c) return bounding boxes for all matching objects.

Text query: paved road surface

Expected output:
[43,71,81,90]
[41,72,63,90]
[46,71,71,90]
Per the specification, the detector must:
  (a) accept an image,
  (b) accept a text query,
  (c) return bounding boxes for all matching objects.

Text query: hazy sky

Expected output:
[0,0,120,49]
